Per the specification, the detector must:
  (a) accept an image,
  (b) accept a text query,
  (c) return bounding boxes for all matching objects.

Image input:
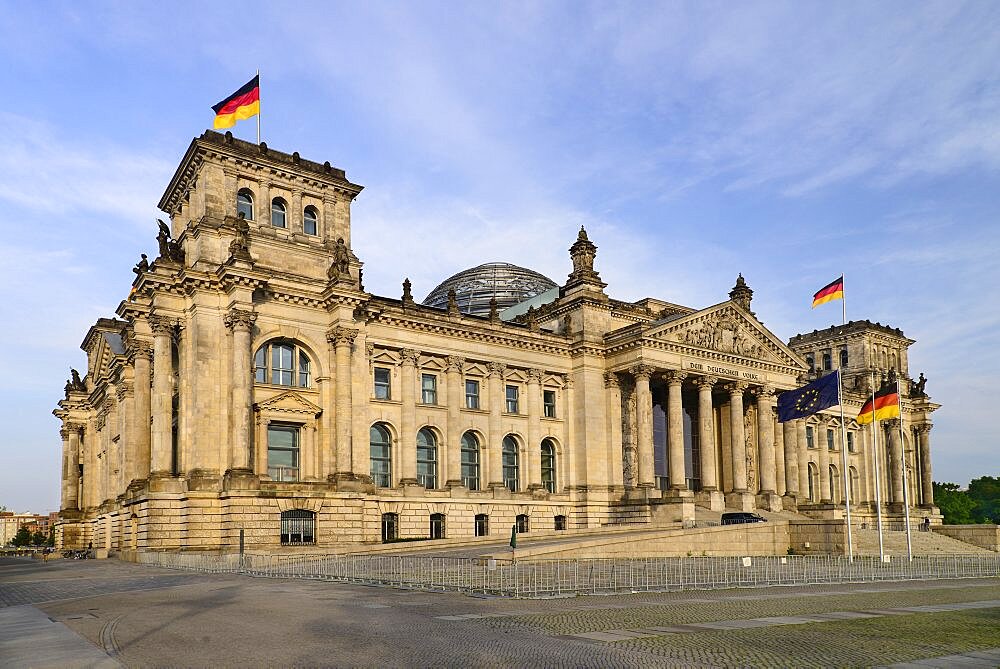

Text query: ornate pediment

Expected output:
[644,303,805,368]
[254,391,322,417]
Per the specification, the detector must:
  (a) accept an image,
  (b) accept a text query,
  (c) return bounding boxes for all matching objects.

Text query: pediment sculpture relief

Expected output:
[675,313,766,359]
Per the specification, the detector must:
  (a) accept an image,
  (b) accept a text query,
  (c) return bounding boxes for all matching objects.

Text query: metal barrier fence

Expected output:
[136,551,1000,598]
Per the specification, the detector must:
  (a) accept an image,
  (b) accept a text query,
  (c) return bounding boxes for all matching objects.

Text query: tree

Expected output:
[11,526,32,547]
[967,476,1000,524]
[31,530,47,546]
[46,527,55,547]
[933,482,976,524]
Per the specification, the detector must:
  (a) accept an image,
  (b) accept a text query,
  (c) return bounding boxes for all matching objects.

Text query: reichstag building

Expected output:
[53,131,940,551]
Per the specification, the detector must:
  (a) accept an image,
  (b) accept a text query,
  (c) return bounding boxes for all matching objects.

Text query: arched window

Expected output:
[849,466,860,503]
[254,341,311,387]
[416,428,437,489]
[806,355,815,372]
[829,464,839,503]
[280,509,315,544]
[271,198,287,228]
[541,438,557,493]
[502,435,519,492]
[554,515,567,531]
[381,513,398,543]
[429,513,445,539]
[303,206,318,235]
[822,352,832,370]
[807,462,819,502]
[460,431,480,491]
[840,348,849,368]
[370,423,392,487]
[515,514,529,533]
[474,514,489,537]
[237,189,254,220]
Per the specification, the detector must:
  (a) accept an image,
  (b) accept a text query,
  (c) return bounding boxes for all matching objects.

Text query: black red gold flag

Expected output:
[212,75,260,129]
[857,384,900,424]
[812,276,845,308]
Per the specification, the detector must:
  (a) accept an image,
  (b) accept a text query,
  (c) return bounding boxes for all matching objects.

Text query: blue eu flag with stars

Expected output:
[777,371,840,423]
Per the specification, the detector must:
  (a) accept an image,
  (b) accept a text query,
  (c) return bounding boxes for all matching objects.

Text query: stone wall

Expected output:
[934,525,1000,551]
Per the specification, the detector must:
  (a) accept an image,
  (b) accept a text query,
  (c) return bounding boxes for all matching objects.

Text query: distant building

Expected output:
[53,131,940,552]
[1,511,53,545]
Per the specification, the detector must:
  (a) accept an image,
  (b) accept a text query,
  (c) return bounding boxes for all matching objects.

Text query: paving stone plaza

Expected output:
[2,556,999,667]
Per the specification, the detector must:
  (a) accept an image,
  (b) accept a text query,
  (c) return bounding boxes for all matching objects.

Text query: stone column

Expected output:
[65,425,81,511]
[526,368,544,490]
[818,424,832,503]
[486,362,506,489]
[726,382,753,510]
[632,365,655,489]
[773,407,786,496]
[695,375,723,510]
[399,349,420,485]
[665,371,687,490]
[796,420,811,502]
[132,342,152,483]
[887,419,905,508]
[604,372,623,490]
[328,326,358,480]
[754,386,780,510]
[149,315,175,476]
[60,428,72,511]
[224,308,256,476]
[445,356,465,488]
[782,420,799,499]
[917,425,934,507]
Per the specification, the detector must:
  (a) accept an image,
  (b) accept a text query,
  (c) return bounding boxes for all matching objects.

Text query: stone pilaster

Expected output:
[445,355,465,488]
[328,326,359,482]
[129,340,152,485]
[223,308,256,483]
[398,348,420,486]
[782,419,799,500]
[631,365,655,489]
[526,368,544,491]
[772,407,786,496]
[149,314,175,477]
[886,419,905,510]
[486,361,507,490]
[818,423,832,503]
[604,372,624,490]
[796,419,811,502]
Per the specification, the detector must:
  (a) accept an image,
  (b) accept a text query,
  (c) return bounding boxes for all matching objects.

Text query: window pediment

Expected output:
[254,390,322,417]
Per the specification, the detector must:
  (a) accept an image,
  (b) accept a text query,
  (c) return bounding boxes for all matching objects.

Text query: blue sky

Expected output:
[1,1,998,512]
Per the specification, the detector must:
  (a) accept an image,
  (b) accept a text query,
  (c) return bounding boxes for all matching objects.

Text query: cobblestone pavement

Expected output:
[4,557,1000,667]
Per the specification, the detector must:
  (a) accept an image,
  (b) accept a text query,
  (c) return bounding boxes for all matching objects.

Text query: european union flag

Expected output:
[777,371,841,423]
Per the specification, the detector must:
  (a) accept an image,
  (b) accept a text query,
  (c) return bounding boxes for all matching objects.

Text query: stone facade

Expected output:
[52,131,939,552]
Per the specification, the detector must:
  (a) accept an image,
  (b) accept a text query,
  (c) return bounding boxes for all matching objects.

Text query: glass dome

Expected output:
[422,262,558,317]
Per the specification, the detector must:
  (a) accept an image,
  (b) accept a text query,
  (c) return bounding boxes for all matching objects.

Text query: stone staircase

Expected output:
[851,528,994,556]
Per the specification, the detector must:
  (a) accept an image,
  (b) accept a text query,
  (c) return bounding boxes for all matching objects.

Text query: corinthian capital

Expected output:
[603,371,620,389]
[486,361,507,378]
[663,370,687,385]
[446,355,465,373]
[326,325,359,346]
[224,308,257,332]
[527,368,544,383]
[695,375,718,390]
[630,364,654,381]
[400,348,421,366]
[726,381,749,394]
[149,314,176,336]
[752,384,775,400]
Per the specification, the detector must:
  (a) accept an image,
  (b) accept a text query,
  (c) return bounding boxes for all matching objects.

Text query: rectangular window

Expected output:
[374,367,391,400]
[267,425,299,481]
[847,432,855,453]
[272,345,293,386]
[505,385,519,413]
[827,429,835,451]
[465,379,480,409]
[421,374,437,405]
[806,426,815,449]
[543,389,556,418]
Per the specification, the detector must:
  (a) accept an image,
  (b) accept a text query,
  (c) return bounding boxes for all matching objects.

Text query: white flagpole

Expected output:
[897,379,913,561]
[837,274,853,561]
[870,371,885,562]
[256,69,261,145]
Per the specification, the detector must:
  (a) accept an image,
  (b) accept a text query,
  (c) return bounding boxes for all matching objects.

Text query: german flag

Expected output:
[212,75,260,129]
[812,276,844,308]
[857,384,900,425]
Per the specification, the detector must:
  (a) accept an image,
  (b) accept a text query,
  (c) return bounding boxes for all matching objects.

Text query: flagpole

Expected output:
[897,379,913,561]
[870,371,885,562]
[256,69,261,145]
[837,274,853,561]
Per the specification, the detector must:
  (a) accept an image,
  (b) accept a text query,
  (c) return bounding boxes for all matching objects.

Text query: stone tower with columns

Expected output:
[53,132,939,552]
